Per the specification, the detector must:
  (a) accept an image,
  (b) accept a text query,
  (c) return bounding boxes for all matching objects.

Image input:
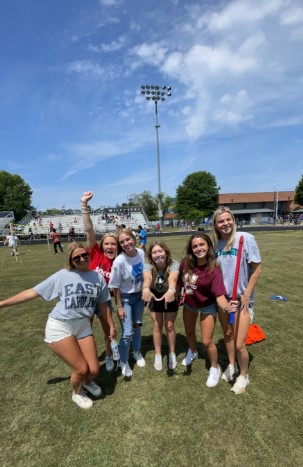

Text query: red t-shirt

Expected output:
[50,232,61,243]
[180,260,227,308]
[88,243,113,284]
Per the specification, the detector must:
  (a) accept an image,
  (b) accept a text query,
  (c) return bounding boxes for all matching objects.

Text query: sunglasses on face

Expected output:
[71,253,89,263]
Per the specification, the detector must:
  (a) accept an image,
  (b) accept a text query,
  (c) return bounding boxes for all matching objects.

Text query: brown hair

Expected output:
[146,241,174,285]
[182,233,216,282]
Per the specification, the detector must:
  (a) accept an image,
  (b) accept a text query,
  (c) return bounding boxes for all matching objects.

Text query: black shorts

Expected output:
[149,289,178,313]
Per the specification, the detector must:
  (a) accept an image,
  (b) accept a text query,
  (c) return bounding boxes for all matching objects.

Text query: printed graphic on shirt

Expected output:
[184,273,198,295]
[132,262,143,285]
[64,282,102,309]
[217,247,238,257]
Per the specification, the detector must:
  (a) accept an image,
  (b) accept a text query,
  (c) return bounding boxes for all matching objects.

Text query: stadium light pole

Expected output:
[141,84,172,228]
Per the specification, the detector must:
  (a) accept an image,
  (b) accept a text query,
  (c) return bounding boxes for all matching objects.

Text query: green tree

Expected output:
[294,175,303,206]
[0,171,33,221]
[175,171,219,220]
[125,191,171,220]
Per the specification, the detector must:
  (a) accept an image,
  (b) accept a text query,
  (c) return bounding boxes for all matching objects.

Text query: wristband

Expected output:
[169,287,176,293]
[142,287,150,291]
[117,304,123,309]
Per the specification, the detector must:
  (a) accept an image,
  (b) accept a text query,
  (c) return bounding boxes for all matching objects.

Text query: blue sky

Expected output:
[1,0,302,211]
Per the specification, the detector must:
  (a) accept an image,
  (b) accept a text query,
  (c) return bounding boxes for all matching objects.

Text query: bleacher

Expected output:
[21,207,148,237]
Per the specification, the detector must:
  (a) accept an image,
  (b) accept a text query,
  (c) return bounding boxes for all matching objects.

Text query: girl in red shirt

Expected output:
[81,191,118,372]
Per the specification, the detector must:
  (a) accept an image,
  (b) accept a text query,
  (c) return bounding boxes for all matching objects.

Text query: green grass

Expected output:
[0,232,302,467]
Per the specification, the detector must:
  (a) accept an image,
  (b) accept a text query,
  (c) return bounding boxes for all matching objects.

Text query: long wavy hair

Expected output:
[182,234,216,282]
[146,241,174,285]
[211,206,236,252]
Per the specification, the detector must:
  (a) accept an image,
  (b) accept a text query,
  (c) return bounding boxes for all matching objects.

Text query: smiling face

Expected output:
[215,211,235,239]
[191,237,209,265]
[118,232,136,256]
[151,244,167,267]
[101,235,117,260]
[70,247,90,271]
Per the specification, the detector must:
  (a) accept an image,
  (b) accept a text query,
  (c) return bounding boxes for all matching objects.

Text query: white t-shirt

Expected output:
[34,269,110,320]
[109,248,144,293]
[215,231,261,301]
[6,235,18,247]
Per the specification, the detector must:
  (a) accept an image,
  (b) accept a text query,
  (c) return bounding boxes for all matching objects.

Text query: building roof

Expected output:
[232,208,274,214]
[218,191,294,203]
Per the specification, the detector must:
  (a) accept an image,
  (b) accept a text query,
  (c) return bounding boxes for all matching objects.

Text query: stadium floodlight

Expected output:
[140,84,172,227]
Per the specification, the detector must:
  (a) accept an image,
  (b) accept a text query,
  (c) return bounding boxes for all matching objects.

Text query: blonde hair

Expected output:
[100,233,118,258]
[116,228,137,254]
[211,206,236,251]
[66,242,88,270]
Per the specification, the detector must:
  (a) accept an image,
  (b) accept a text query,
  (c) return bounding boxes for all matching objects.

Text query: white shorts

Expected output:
[44,317,92,343]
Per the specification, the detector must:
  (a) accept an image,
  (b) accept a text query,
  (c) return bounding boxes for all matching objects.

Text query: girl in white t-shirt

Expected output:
[212,207,262,395]
[109,228,145,378]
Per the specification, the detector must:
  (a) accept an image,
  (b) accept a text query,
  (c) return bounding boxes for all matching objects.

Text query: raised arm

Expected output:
[80,191,97,249]
[0,289,40,309]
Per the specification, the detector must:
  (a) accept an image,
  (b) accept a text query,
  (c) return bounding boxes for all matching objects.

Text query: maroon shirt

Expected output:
[180,261,227,308]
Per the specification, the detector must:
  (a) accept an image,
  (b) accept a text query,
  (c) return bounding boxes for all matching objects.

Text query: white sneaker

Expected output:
[132,350,146,367]
[231,375,250,394]
[72,391,93,409]
[182,349,198,366]
[105,355,114,372]
[206,366,222,388]
[82,381,102,397]
[154,354,163,371]
[121,362,133,377]
[222,363,239,382]
[169,352,177,370]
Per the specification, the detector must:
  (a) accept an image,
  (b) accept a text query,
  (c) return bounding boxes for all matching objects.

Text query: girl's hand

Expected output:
[240,294,250,310]
[81,191,93,203]
[154,288,176,309]
[225,301,239,313]
[109,327,117,340]
[117,306,126,320]
[142,288,153,303]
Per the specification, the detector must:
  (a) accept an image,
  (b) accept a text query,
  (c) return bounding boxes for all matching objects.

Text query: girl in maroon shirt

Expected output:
[178,234,237,388]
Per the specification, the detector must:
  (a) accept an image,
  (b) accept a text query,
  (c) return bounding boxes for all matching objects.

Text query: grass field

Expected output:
[0,231,302,467]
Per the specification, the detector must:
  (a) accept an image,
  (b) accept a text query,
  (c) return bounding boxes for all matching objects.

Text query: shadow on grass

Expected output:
[47,376,70,385]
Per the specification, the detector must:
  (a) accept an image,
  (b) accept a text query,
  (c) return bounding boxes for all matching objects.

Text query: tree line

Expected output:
[1,169,303,222]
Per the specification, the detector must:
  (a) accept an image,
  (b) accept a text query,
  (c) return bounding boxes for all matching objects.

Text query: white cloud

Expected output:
[66,60,105,78]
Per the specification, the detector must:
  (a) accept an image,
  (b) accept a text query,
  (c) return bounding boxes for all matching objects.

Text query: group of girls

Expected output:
[0,194,261,410]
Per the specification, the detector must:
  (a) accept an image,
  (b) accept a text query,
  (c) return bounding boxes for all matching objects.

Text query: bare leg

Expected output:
[99,313,112,356]
[48,335,99,394]
[218,308,236,365]
[164,312,178,353]
[150,311,164,354]
[183,307,198,352]
[234,309,251,376]
[200,314,217,367]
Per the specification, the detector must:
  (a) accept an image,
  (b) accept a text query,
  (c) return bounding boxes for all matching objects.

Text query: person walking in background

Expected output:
[137,225,147,253]
[0,242,116,410]
[212,206,262,394]
[109,228,145,378]
[81,191,118,372]
[142,241,179,371]
[4,233,20,256]
[49,228,64,254]
[68,226,75,242]
[178,234,237,388]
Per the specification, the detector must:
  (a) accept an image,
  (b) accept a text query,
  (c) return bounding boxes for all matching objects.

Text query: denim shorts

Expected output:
[184,302,217,315]
[44,317,92,343]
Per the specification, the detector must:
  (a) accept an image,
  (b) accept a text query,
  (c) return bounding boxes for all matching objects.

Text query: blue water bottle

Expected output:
[110,340,120,361]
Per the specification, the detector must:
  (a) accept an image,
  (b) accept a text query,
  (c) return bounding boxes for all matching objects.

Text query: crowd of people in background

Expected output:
[0,193,262,410]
